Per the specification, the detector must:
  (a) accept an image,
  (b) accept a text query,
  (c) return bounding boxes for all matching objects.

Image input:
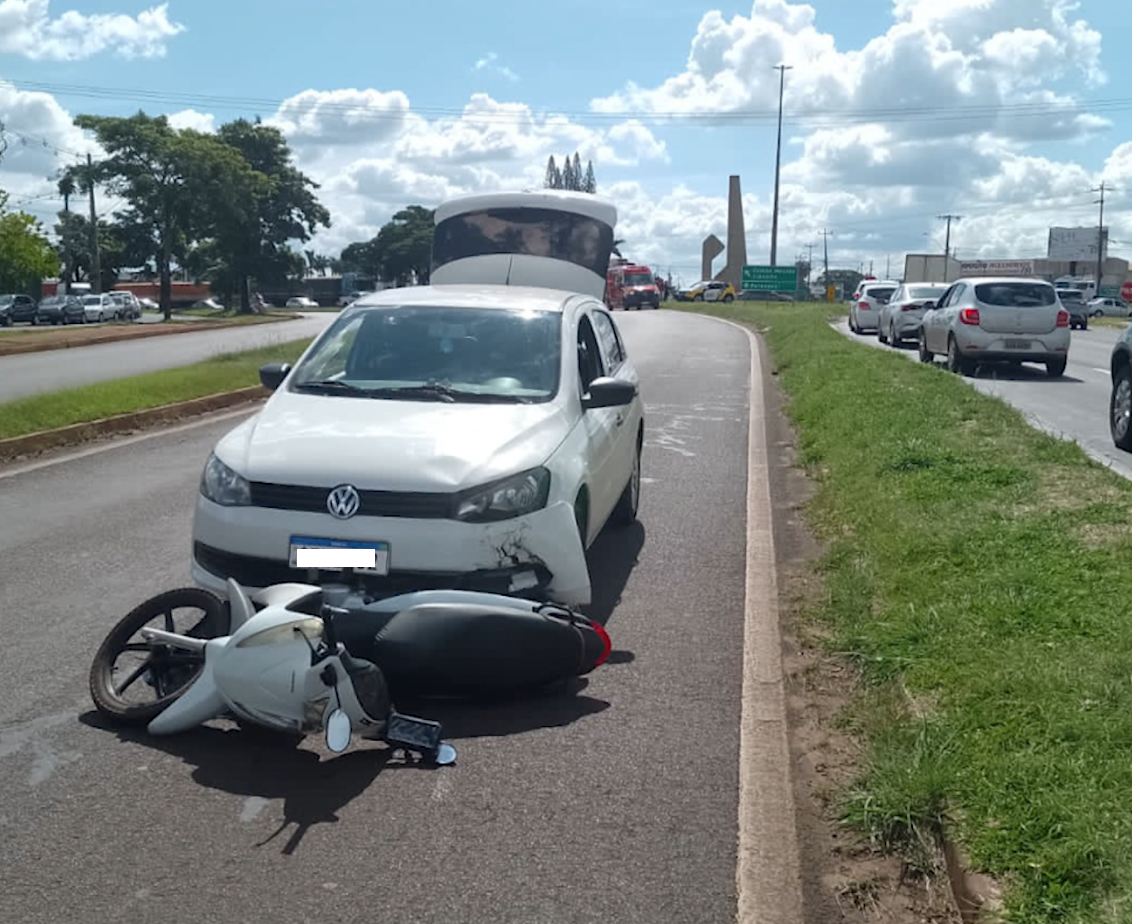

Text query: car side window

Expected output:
[576,314,605,395]
[592,309,624,372]
[937,285,955,308]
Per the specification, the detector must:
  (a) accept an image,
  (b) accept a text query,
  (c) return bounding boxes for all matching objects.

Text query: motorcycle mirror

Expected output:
[325,708,352,753]
[434,743,457,766]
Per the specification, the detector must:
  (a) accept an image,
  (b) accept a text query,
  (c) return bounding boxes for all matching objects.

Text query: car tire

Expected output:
[1046,357,1067,378]
[918,332,933,363]
[1111,365,1132,450]
[947,336,974,376]
[611,436,642,528]
[693,294,703,302]
[878,324,888,344]
[722,294,734,303]
[574,492,589,551]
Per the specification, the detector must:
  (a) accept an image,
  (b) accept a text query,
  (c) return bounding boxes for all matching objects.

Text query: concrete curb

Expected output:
[0,314,296,357]
[0,386,269,464]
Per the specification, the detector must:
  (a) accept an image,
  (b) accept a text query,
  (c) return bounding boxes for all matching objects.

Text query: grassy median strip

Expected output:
[673,300,1132,923]
[0,338,313,440]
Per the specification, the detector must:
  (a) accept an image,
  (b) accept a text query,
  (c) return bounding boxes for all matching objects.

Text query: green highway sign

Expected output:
[1099,284,1121,298]
[741,265,799,292]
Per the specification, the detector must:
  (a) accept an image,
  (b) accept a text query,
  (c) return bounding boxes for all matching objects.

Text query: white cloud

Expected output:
[0,0,185,61]
[473,52,519,82]
[166,109,215,133]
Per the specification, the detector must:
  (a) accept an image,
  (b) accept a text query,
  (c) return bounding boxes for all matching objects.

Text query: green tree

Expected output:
[582,160,596,193]
[211,118,330,313]
[53,211,127,292]
[0,191,60,293]
[544,155,562,189]
[611,237,625,259]
[374,205,434,285]
[561,156,577,190]
[340,239,383,278]
[70,111,261,320]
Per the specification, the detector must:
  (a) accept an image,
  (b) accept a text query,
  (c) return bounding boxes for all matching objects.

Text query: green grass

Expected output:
[674,299,1132,923]
[0,338,313,440]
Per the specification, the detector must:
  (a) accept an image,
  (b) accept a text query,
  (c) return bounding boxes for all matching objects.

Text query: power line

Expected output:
[6,77,1132,130]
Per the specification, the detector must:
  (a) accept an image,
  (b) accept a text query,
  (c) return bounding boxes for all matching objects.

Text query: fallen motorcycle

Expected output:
[88,574,612,761]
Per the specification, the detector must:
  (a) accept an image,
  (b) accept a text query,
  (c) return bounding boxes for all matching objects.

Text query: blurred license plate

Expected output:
[289,536,389,574]
[1004,339,1032,349]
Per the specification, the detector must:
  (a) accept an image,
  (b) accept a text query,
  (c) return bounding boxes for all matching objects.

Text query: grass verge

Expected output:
[674,299,1132,923]
[0,338,313,440]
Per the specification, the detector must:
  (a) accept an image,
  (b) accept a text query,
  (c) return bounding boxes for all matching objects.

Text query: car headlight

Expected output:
[200,452,251,506]
[453,467,551,523]
[236,617,325,648]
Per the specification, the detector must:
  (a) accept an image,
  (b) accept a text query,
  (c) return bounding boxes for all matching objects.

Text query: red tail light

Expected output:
[1056,310,1069,328]
[900,303,917,312]
[959,308,980,325]
[858,301,870,309]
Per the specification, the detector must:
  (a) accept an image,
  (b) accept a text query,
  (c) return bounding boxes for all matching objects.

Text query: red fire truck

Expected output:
[604,263,661,310]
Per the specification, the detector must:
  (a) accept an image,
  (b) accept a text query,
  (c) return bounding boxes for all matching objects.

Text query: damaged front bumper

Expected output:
[190,497,592,606]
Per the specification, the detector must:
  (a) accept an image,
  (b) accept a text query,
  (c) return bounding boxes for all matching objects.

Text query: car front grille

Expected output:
[193,542,552,601]
[249,482,453,518]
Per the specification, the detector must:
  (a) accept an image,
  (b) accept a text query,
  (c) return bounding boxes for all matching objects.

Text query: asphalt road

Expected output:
[834,318,1132,482]
[0,310,755,924]
[0,312,335,404]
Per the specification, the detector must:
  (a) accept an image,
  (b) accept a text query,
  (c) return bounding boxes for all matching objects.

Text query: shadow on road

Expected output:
[886,341,1088,383]
[78,674,615,854]
[584,520,645,625]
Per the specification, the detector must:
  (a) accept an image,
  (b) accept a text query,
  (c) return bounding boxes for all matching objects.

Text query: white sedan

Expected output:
[287,296,319,308]
[190,283,644,607]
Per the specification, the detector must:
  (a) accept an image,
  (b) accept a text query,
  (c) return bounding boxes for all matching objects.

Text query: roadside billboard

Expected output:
[1048,227,1107,262]
[959,260,1036,277]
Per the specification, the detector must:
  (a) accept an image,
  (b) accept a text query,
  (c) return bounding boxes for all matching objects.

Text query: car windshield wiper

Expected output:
[367,384,534,404]
[291,378,369,395]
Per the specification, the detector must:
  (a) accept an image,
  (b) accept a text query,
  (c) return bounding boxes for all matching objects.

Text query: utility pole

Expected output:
[885,254,890,278]
[769,64,793,267]
[806,242,814,287]
[1093,181,1107,295]
[86,153,102,295]
[937,213,961,261]
[822,228,830,283]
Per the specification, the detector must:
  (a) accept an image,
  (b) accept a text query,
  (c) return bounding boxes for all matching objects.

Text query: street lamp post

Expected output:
[769,64,792,267]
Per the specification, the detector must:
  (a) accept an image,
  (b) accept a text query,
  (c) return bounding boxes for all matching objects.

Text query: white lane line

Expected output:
[698,314,806,924]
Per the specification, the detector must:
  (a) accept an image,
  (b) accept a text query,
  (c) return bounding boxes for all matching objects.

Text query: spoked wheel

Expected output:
[89,588,230,726]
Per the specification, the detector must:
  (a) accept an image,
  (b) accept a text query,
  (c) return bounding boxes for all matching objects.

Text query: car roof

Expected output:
[954,276,1052,285]
[348,283,585,314]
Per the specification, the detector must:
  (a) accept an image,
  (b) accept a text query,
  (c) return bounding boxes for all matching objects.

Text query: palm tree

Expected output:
[612,238,624,258]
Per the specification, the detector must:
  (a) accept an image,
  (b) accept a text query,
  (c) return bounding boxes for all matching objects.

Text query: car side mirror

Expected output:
[923,301,936,310]
[582,376,637,410]
[259,362,291,391]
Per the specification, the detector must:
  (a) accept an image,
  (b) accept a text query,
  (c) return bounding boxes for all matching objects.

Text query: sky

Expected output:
[0,0,1129,285]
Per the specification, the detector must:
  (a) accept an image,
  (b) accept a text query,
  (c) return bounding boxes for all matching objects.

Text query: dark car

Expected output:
[0,293,39,326]
[1109,327,1132,450]
[36,294,87,325]
[1056,289,1088,330]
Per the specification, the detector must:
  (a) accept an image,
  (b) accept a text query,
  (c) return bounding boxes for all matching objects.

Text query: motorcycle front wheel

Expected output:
[89,587,230,726]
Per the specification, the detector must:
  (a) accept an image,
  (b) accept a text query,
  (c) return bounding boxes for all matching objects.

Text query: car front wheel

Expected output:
[1111,365,1132,450]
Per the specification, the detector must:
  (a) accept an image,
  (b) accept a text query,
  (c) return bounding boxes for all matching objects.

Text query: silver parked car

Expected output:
[848,280,899,334]
[878,282,950,347]
[918,277,1071,377]
[1089,296,1130,319]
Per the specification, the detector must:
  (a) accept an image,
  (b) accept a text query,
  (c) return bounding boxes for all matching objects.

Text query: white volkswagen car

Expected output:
[190,283,644,607]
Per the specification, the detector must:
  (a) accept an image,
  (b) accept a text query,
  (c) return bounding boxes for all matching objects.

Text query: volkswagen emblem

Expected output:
[326,484,361,519]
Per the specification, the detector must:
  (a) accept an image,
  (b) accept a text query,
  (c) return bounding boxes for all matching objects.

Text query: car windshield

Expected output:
[1057,290,1084,304]
[909,286,947,299]
[81,296,102,305]
[624,273,653,286]
[39,296,62,306]
[289,304,562,403]
[975,283,1056,307]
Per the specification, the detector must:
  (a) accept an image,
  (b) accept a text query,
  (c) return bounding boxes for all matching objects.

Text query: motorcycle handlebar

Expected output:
[320,604,350,650]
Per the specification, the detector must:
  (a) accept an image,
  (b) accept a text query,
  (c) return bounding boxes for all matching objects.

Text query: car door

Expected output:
[922,285,947,351]
[927,284,957,352]
[704,282,721,302]
[574,306,620,541]
[591,306,640,497]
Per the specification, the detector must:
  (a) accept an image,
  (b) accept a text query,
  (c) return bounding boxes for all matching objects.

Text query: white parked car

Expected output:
[190,283,644,607]
[80,294,116,322]
[918,276,1070,377]
[1088,297,1131,318]
[877,281,950,346]
[287,296,319,308]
